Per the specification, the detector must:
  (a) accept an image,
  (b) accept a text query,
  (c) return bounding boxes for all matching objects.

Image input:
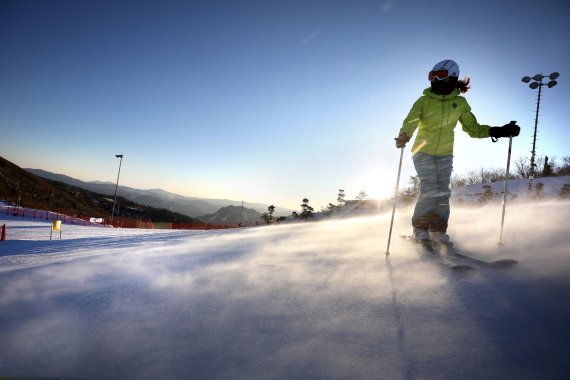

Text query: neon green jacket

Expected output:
[399,88,491,156]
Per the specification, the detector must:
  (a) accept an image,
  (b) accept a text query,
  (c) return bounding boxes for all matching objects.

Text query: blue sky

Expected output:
[1,0,568,210]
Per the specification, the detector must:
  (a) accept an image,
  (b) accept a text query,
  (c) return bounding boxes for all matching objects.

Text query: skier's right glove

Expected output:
[489,121,520,142]
[395,133,410,148]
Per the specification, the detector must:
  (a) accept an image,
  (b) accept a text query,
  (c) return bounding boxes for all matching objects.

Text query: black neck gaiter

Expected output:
[430,77,457,95]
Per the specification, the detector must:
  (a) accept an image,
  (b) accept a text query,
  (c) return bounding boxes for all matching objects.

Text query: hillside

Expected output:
[451,176,570,205]
[26,168,293,217]
[0,156,106,217]
[314,175,570,221]
[0,156,200,224]
[196,205,263,226]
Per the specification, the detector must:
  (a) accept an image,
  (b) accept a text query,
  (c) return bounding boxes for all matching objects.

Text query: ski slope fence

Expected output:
[109,218,237,230]
[0,205,238,231]
[1,205,106,227]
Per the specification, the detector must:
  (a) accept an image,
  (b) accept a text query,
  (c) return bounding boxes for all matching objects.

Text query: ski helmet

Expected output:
[428,59,459,81]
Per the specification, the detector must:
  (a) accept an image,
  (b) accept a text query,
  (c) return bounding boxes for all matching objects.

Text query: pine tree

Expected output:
[300,198,315,220]
[337,189,346,207]
[261,204,275,225]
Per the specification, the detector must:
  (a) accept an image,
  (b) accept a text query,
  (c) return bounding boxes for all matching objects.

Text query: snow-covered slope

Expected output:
[451,175,570,205]
[317,176,570,219]
[1,195,569,379]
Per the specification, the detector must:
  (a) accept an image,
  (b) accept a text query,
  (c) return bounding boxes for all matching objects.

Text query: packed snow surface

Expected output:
[1,199,570,379]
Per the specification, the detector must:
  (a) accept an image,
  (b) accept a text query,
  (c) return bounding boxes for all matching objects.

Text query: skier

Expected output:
[395,59,520,246]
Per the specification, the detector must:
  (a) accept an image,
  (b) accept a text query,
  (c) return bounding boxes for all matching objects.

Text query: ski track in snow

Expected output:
[1,200,570,379]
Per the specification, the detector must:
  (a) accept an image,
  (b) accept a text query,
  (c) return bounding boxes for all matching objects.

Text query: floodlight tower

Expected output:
[521,72,559,187]
[110,154,123,225]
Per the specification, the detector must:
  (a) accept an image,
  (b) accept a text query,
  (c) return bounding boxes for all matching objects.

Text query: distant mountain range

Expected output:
[0,156,198,224]
[25,168,292,218]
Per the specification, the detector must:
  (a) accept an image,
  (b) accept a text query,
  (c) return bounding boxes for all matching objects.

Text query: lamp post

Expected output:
[521,72,559,188]
[110,154,123,225]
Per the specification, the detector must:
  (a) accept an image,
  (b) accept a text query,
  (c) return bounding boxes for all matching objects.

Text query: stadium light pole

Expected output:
[110,154,123,225]
[521,72,559,188]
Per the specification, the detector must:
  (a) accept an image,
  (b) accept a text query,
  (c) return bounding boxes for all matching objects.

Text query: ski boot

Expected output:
[414,229,433,252]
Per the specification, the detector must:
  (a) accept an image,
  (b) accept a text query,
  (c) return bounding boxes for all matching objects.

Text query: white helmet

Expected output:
[429,59,459,81]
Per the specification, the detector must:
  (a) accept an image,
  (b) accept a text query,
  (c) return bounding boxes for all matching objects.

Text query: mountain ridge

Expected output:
[196,205,263,226]
[0,156,199,224]
[25,168,292,217]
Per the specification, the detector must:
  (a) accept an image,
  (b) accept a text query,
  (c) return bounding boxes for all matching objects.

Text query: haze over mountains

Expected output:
[25,168,292,217]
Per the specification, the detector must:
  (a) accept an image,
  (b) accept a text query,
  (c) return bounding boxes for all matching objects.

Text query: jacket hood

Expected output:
[423,87,460,99]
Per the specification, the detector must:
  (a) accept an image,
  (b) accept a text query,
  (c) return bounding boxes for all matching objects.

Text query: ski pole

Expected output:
[498,121,516,246]
[386,147,404,256]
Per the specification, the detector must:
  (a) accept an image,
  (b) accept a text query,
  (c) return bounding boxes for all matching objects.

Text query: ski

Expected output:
[400,235,473,272]
[445,245,518,268]
[427,238,518,268]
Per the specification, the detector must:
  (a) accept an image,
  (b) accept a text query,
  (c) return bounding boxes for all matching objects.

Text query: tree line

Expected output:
[451,155,570,188]
[399,155,570,204]
[260,189,374,225]
[259,155,570,225]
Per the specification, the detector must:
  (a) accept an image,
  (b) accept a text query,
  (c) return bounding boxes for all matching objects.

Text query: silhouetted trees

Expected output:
[300,198,315,220]
[261,204,275,225]
[337,189,346,207]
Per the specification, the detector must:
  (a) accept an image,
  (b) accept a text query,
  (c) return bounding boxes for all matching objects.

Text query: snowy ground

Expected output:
[1,200,570,379]
[451,175,570,205]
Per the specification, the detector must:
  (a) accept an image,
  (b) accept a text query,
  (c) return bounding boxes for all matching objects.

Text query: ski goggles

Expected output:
[428,69,449,81]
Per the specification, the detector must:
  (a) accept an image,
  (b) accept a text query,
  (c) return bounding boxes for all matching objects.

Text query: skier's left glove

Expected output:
[489,121,520,142]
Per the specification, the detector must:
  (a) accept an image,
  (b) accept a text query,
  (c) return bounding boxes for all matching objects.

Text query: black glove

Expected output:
[489,121,520,141]
[395,133,410,148]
